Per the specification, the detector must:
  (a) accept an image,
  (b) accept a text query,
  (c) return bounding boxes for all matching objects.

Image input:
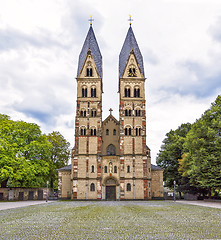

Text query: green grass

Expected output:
[0,201,221,239]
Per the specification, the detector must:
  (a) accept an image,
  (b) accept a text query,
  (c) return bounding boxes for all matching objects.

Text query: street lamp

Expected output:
[46,181,49,202]
[174,180,176,202]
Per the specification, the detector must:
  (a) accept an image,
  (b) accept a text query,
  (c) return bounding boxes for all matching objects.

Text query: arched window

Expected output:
[106,144,116,155]
[134,87,140,97]
[106,129,109,136]
[124,87,131,97]
[127,165,130,173]
[90,183,95,191]
[91,109,97,117]
[135,109,141,117]
[90,128,96,136]
[80,110,86,117]
[125,109,132,116]
[80,110,83,117]
[104,166,107,173]
[127,183,131,191]
[91,165,95,173]
[80,127,86,136]
[136,127,141,136]
[114,166,117,173]
[86,68,93,77]
[113,129,116,135]
[82,87,87,97]
[91,87,96,97]
[125,127,132,136]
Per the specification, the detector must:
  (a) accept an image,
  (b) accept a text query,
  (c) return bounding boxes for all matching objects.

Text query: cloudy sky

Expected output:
[1,0,221,164]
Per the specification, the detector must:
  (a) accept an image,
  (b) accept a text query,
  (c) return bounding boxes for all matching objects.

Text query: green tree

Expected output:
[46,131,70,189]
[0,115,52,187]
[180,96,221,197]
[156,123,192,197]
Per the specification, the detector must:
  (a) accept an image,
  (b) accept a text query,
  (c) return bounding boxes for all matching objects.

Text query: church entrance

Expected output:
[106,186,116,201]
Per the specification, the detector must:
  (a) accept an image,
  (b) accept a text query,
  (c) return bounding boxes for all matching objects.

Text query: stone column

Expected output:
[102,185,105,200]
[116,185,120,200]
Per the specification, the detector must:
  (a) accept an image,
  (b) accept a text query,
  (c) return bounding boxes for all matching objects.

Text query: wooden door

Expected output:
[106,186,116,201]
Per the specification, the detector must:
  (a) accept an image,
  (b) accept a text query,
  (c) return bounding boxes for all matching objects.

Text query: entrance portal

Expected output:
[106,186,116,201]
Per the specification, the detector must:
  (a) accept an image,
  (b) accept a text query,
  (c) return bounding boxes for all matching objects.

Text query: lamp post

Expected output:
[173,180,176,202]
[46,181,49,202]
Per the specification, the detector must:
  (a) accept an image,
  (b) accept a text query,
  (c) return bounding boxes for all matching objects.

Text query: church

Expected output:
[58,20,163,200]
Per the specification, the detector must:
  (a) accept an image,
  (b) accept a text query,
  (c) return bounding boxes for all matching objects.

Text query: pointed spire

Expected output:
[77,25,102,78]
[119,26,145,78]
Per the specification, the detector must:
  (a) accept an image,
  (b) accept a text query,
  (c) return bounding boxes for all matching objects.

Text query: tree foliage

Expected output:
[0,115,52,187]
[46,131,70,189]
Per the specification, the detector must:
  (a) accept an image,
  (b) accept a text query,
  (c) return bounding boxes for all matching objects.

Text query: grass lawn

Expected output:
[0,201,220,239]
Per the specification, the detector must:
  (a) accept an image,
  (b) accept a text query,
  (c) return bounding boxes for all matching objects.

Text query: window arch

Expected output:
[106,144,116,155]
[106,129,109,136]
[90,183,95,191]
[127,183,131,191]
[80,127,86,136]
[113,129,116,135]
[134,87,140,97]
[91,165,95,173]
[124,87,131,97]
[114,166,117,173]
[91,87,96,97]
[90,128,96,136]
[82,87,87,97]
[127,165,130,173]
[125,127,132,136]
[136,127,141,136]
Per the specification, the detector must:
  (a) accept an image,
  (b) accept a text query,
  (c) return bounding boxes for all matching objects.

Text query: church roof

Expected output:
[119,26,145,78]
[151,164,163,171]
[103,114,119,126]
[77,26,102,78]
[57,164,71,171]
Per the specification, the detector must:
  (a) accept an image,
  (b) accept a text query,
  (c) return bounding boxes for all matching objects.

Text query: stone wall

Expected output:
[151,169,164,198]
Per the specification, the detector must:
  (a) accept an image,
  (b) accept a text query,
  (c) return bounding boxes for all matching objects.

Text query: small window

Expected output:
[124,87,131,97]
[82,87,87,97]
[113,129,116,135]
[91,110,97,117]
[106,144,116,155]
[106,129,109,136]
[104,166,107,173]
[125,127,131,136]
[91,165,95,173]
[136,127,141,136]
[80,110,86,117]
[86,68,93,77]
[90,183,95,191]
[134,87,140,97]
[114,166,117,173]
[91,128,96,136]
[80,128,86,136]
[127,165,130,173]
[135,110,141,117]
[91,88,96,97]
[80,111,83,117]
[149,182,150,188]
[127,183,131,191]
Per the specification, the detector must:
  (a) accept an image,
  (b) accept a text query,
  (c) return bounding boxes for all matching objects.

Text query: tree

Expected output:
[179,96,221,197]
[0,115,52,187]
[156,123,192,197]
[46,131,70,189]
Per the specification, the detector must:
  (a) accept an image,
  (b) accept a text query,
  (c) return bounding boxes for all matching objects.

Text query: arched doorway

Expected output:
[105,178,117,201]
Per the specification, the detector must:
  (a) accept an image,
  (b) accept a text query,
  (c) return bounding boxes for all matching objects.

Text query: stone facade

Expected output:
[58,24,163,200]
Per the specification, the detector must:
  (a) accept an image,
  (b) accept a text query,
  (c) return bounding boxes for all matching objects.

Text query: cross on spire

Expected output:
[88,15,94,25]
[128,15,133,25]
[109,108,113,115]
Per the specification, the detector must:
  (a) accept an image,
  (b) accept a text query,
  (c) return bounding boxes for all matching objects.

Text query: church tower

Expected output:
[72,24,103,199]
[119,25,152,199]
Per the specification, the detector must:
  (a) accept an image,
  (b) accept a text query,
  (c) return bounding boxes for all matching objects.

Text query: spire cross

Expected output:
[128,15,133,25]
[109,108,113,115]
[88,15,94,25]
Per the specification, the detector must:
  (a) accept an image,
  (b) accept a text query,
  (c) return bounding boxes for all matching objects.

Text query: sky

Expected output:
[0,0,221,164]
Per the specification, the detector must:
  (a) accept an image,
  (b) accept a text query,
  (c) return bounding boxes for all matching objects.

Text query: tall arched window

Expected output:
[91,165,95,173]
[106,144,116,155]
[135,109,141,117]
[114,166,117,173]
[125,127,132,136]
[136,127,141,136]
[113,129,116,135]
[106,129,109,135]
[90,128,96,136]
[127,183,131,191]
[125,109,132,116]
[91,109,97,117]
[80,127,86,136]
[127,165,130,173]
[86,67,93,77]
[80,110,86,117]
[134,87,140,97]
[124,87,131,97]
[90,183,95,191]
[104,166,107,173]
[82,87,87,97]
[91,87,96,97]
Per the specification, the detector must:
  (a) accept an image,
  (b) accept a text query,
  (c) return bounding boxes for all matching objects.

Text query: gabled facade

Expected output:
[58,24,163,200]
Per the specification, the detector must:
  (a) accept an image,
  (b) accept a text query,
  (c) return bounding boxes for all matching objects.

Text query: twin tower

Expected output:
[58,24,163,200]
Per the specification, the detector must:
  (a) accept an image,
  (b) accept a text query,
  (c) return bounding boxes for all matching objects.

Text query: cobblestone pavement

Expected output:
[177,200,221,209]
[0,201,53,211]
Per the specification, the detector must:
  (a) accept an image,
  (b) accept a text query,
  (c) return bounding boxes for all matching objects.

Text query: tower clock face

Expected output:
[128,65,137,77]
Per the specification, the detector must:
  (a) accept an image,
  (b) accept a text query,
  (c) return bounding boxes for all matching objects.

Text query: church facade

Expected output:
[58,23,163,200]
